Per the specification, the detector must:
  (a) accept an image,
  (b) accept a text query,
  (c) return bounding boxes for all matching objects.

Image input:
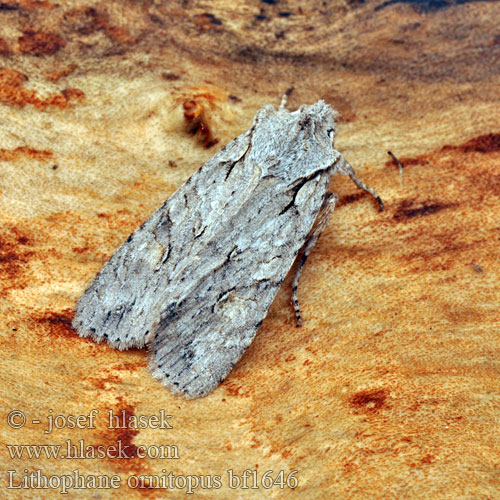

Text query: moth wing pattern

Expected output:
[148,170,332,398]
[73,126,254,350]
[73,101,346,398]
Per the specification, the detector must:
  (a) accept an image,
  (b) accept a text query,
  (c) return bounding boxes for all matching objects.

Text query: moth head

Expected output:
[250,100,340,182]
[293,100,337,148]
[311,100,338,142]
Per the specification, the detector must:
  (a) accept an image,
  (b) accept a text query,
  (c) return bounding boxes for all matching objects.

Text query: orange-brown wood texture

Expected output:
[0,1,499,498]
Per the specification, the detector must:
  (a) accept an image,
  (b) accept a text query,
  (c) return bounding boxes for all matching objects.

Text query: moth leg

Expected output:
[337,155,384,211]
[292,191,338,327]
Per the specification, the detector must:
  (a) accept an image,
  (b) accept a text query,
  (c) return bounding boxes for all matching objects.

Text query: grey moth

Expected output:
[73,97,383,398]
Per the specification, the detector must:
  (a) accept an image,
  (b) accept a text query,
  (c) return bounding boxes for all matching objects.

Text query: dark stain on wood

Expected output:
[394,199,454,222]
[18,29,66,56]
[349,389,389,413]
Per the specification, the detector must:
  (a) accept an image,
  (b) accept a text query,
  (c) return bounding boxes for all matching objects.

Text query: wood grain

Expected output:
[0,0,499,498]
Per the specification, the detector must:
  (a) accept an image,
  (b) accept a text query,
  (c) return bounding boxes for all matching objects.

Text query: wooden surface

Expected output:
[1,1,499,498]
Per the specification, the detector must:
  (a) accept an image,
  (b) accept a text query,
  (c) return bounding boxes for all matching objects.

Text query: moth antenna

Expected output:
[279,87,294,111]
[388,150,404,188]
[388,150,404,172]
